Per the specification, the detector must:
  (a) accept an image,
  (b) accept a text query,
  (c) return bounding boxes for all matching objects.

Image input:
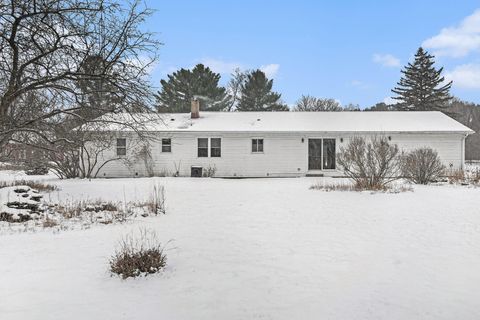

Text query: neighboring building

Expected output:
[85,101,474,178]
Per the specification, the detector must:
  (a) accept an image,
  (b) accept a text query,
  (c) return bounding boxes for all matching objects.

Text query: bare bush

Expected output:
[401,148,445,184]
[447,169,466,184]
[110,229,167,279]
[148,184,166,215]
[202,165,217,178]
[337,136,402,190]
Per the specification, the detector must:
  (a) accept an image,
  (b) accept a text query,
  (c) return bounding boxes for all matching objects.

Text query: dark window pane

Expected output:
[198,148,208,157]
[198,138,208,148]
[116,138,126,147]
[117,147,126,156]
[252,139,257,152]
[198,138,208,157]
[211,138,221,148]
[322,139,336,170]
[211,138,221,157]
[258,139,263,152]
[211,147,221,157]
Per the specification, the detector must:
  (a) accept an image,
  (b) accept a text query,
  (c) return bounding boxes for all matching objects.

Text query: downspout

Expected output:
[461,133,467,170]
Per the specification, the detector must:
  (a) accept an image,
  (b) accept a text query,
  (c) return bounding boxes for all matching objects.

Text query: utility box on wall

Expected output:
[191,166,203,177]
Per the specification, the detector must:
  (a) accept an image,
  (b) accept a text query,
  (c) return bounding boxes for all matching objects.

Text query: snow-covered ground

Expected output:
[1,173,480,319]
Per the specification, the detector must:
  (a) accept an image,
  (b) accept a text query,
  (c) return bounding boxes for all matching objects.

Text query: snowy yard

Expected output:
[1,173,480,320]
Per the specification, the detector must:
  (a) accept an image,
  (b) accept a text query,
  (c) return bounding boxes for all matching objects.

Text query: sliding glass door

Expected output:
[308,138,336,170]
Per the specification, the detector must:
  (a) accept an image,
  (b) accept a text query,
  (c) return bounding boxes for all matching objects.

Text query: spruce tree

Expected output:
[237,70,288,111]
[392,47,452,111]
[155,64,228,113]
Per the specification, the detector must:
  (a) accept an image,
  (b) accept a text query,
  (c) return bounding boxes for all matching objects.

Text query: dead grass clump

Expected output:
[447,168,480,186]
[136,184,166,215]
[0,180,57,192]
[310,181,413,193]
[42,218,58,228]
[310,182,364,192]
[110,229,167,279]
[448,169,465,184]
[0,163,26,171]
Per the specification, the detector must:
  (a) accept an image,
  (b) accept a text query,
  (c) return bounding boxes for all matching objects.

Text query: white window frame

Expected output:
[116,138,127,157]
[210,137,222,158]
[161,138,172,153]
[251,138,264,153]
[307,137,336,171]
[197,138,209,158]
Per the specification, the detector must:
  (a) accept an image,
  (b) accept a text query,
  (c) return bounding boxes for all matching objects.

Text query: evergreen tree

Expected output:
[237,70,288,111]
[392,47,452,111]
[76,55,125,121]
[155,64,228,112]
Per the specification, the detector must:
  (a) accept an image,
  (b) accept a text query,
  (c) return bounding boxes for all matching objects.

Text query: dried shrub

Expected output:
[401,148,445,184]
[0,163,26,171]
[471,170,480,184]
[448,169,466,184]
[110,229,167,279]
[0,180,57,192]
[310,181,413,193]
[310,182,362,192]
[143,184,166,215]
[42,218,58,228]
[337,136,402,190]
[202,165,217,177]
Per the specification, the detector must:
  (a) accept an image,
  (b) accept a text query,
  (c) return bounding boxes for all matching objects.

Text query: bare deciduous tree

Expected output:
[0,0,160,148]
[226,68,248,111]
[293,95,342,111]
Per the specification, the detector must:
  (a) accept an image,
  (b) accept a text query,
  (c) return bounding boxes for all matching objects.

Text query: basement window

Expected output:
[252,139,264,153]
[198,138,208,157]
[210,138,221,157]
[116,138,126,156]
[162,138,171,152]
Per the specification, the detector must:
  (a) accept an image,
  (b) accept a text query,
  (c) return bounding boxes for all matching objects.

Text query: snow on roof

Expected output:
[89,111,474,134]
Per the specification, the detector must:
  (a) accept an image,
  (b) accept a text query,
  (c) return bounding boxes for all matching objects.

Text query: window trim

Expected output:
[116,138,127,157]
[210,137,222,158]
[161,138,172,153]
[307,137,337,171]
[197,138,209,158]
[251,138,264,153]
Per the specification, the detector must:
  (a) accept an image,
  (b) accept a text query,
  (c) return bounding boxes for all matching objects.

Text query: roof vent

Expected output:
[257,118,261,121]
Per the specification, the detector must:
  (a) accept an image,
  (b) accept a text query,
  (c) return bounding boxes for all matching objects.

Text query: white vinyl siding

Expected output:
[91,132,466,178]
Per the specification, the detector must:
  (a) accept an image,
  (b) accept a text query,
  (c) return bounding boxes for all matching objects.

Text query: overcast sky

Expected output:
[145,0,480,108]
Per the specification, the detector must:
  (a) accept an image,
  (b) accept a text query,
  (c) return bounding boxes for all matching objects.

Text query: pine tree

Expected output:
[392,47,452,111]
[237,70,288,111]
[155,64,228,113]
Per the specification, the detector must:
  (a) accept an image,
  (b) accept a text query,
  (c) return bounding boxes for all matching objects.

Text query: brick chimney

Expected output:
[191,98,200,119]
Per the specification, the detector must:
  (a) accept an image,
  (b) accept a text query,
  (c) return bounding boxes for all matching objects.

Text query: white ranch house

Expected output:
[87,103,473,178]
